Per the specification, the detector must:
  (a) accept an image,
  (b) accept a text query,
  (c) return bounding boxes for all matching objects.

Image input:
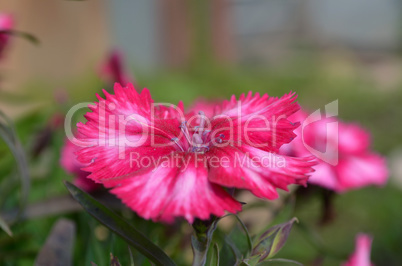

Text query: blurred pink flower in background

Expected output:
[343,234,373,266]
[98,49,135,87]
[74,83,315,223]
[280,110,388,192]
[60,138,100,192]
[0,13,13,59]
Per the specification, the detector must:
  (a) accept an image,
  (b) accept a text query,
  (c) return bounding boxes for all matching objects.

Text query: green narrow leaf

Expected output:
[207,243,219,266]
[266,258,303,265]
[0,30,40,45]
[64,181,176,266]
[0,111,30,219]
[128,246,135,266]
[0,216,12,236]
[0,174,20,209]
[237,255,260,266]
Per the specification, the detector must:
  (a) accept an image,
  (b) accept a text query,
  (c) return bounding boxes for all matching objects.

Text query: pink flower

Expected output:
[280,110,388,192]
[188,99,222,118]
[74,83,315,223]
[0,13,13,59]
[98,49,135,86]
[343,234,373,266]
[60,138,100,192]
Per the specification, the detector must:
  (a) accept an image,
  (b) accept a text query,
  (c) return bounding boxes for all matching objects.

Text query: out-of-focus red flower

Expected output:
[74,83,315,223]
[0,13,13,59]
[343,234,373,266]
[98,49,135,87]
[280,110,388,192]
[60,138,100,192]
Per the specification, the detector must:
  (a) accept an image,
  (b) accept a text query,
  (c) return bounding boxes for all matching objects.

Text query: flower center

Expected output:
[171,111,224,153]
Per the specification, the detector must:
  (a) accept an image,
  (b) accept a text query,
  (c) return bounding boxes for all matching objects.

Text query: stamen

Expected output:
[173,111,216,153]
[179,122,185,128]
[179,121,193,145]
[202,130,211,136]
[198,111,206,129]
[179,121,191,136]
[171,137,184,151]
[181,127,192,145]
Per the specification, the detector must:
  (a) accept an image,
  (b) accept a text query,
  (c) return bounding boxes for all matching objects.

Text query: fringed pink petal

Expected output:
[110,153,242,223]
[76,83,181,186]
[60,138,100,192]
[209,92,300,153]
[208,145,316,200]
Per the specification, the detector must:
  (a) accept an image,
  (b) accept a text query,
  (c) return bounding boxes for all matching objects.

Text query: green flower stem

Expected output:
[191,217,217,266]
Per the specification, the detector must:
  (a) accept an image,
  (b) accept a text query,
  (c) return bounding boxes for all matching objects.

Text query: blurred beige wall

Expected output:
[0,0,110,116]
